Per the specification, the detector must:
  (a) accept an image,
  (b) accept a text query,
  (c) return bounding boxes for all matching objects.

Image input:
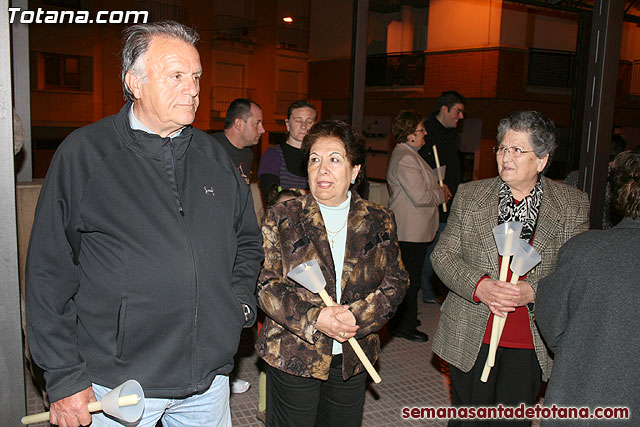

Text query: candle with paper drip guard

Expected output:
[480,221,522,381]
[287,260,382,383]
[432,145,447,213]
[481,238,541,382]
[21,379,145,425]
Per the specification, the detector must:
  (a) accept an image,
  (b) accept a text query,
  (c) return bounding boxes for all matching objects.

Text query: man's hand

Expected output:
[49,387,96,427]
[475,278,535,317]
[315,305,359,342]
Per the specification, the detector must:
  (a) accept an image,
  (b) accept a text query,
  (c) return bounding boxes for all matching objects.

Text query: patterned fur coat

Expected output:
[431,176,589,381]
[256,192,409,380]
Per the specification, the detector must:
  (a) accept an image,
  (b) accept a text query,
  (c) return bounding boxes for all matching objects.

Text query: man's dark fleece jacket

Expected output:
[26,103,264,402]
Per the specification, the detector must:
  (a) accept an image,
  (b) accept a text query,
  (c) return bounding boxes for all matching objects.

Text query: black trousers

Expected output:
[390,241,429,331]
[448,344,542,427]
[266,356,367,427]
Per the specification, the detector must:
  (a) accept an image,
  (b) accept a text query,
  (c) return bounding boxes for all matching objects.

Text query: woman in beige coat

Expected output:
[386,110,450,341]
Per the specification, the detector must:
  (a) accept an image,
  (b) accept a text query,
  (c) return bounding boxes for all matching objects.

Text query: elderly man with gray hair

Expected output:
[26,21,263,426]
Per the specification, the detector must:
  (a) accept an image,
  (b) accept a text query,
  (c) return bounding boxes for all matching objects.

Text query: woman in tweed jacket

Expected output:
[431,111,589,426]
[257,121,408,427]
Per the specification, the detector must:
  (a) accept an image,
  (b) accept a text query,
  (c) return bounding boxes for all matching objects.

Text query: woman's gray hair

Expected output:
[120,21,199,103]
[497,111,557,172]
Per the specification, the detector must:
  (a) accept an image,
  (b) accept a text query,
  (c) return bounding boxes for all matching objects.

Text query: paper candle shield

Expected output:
[100,380,145,422]
[492,221,523,256]
[434,165,447,181]
[510,239,542,277]
[287,259,326,293]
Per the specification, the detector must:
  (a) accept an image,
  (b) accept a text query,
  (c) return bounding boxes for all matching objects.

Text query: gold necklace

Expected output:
[325,219,348,248]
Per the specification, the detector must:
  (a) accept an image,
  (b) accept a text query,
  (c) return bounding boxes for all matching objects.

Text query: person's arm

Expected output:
[430,185,491,303]
[535,240,581,352]
[258,147,281,197]
[231,176,264,327]
[348,209,409,338]
[257,208,325,344]
[527,189,590,305]
[396,153,445,207]
[259,173,279,198]
[25,145,93,406]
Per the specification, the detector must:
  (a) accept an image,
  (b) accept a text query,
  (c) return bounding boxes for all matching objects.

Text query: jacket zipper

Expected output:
[162,140,199,389]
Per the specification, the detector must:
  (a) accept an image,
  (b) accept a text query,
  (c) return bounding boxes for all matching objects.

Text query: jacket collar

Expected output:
[530,175,564,257]
[470,175,563,273]
[297,192,371,300]
[113,102,193,161]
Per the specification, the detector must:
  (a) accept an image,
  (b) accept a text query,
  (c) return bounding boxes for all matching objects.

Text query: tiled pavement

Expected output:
[25,299,536,426]
[229,299,450,427]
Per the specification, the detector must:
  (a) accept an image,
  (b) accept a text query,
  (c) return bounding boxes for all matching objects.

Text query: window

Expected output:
[527,49,575,89]
[36,53,93,92]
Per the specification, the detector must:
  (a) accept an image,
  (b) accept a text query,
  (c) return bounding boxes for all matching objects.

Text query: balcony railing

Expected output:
[212,15,257,45]
[210,86,257,117]
[135,0,186,22]
[527,48,575,89]
[631,60,640,95]
[365,52,425,87]
[275,91,307,115]
[276,26,309,52]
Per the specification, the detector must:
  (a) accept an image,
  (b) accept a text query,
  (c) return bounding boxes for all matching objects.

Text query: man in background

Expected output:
[212,98,265,185]
[419,90,465,303]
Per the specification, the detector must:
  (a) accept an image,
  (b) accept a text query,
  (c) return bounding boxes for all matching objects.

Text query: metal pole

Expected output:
[348,0,368,133]
[12,0,32,183]
[578,0,624,229]
[0,5,27,426]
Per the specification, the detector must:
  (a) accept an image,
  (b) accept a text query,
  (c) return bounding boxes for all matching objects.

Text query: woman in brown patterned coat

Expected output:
[257,120,408,427]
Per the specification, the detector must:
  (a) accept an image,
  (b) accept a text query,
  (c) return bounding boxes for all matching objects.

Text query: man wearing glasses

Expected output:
[418,90,466,303]
[259,100,317,196]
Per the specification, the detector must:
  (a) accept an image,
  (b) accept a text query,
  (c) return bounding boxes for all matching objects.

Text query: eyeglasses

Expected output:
[414,128,427,134]
[450,107,465,116]
[493,145,535,158]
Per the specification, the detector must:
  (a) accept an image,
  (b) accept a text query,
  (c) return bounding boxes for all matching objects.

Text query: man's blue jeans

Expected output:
[90,375,231,426]
[422,222,446,301]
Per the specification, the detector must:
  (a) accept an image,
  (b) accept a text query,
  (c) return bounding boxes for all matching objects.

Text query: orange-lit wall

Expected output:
[621,21,640,60]
[309,0,352,60]
[424,49,499,98]
[427,0,502,51]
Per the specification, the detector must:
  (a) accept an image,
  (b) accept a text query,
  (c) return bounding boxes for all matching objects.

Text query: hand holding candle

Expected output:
[432,145,447,213]
[480,222,522,382]
[288,260,382,383]
[481,236,541,382]
[21,380,145,425]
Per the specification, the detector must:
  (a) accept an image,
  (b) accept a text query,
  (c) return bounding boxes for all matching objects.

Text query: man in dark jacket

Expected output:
[419,90,465,302]
[212,98,265,185]
[25,21,263,427]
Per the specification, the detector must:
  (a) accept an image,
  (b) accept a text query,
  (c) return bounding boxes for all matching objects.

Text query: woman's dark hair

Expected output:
[497,111,557,173]
[265,185,300,208]
[391,110,424,144]
[610,147,640,219]
[301,120,366,187]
